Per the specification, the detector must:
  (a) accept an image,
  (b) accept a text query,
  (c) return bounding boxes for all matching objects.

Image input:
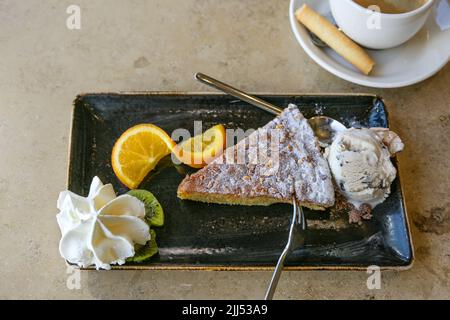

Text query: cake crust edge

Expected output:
[177,187,328,210]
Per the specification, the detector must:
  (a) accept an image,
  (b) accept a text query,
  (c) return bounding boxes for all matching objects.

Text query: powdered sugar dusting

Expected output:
[178,105,335,208]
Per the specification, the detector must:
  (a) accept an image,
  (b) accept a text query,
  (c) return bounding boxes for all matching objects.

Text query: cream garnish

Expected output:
[56,177,150,270]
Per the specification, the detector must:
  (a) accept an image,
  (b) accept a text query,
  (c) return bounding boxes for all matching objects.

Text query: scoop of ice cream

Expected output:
[326,128,403,209]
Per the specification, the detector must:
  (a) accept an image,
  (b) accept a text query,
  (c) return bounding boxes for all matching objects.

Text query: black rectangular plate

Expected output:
[69,93,413,270]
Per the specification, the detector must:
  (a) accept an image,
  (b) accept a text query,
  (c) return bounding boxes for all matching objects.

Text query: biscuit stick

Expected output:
[295,4,375,75]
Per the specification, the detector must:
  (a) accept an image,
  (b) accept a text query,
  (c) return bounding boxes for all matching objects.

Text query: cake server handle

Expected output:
[195,73,283,116]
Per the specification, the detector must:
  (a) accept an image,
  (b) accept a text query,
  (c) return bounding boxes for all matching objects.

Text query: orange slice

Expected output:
[111,124,175,189]
[173,124,226,169]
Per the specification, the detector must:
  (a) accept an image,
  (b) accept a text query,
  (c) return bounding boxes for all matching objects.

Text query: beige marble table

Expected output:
[0,0,449,299]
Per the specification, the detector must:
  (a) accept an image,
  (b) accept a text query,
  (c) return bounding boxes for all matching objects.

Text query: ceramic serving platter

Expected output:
[68,93,413,270]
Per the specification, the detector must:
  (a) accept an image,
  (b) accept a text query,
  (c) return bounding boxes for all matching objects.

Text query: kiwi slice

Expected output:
[127,189,164,227]
[127,229,158,263]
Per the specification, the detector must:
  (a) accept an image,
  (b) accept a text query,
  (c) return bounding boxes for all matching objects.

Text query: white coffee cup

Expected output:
[329,0,435,49]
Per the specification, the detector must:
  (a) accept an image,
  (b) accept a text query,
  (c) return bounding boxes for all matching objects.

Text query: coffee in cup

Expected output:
[353,0,428,14]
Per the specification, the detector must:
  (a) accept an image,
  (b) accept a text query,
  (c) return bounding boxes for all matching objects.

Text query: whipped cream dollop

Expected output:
[56,177,150,270]
[326,128,404,209]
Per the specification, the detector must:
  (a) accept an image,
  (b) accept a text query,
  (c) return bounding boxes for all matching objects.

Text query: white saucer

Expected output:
[289,0,450,88]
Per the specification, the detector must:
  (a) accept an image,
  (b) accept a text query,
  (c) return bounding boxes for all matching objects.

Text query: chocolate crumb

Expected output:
[331,189,373,224]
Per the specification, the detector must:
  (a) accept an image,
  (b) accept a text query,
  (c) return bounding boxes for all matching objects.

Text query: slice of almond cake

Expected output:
[177,104,335,210]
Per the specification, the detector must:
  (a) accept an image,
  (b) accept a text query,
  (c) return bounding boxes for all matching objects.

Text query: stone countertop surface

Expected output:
[0,0,449,299]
